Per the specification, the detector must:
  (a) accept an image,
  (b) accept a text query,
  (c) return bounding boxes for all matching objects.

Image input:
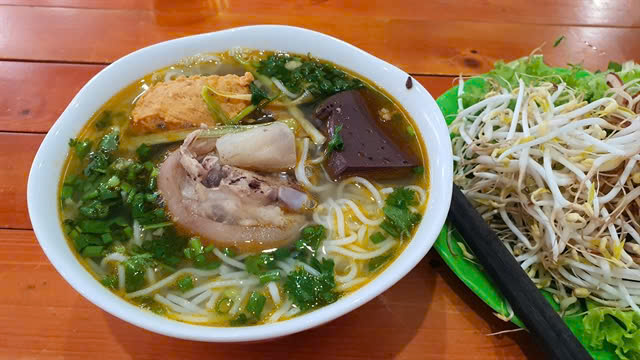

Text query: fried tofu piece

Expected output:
[131,72,254,133]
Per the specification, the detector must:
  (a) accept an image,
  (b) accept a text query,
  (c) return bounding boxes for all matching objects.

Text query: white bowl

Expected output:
[27,25,453,342]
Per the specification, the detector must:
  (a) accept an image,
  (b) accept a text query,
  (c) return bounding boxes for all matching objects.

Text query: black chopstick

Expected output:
[447,184,592,360]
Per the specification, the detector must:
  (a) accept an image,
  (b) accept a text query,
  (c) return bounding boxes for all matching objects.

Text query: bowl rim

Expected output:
[27,24,453,342]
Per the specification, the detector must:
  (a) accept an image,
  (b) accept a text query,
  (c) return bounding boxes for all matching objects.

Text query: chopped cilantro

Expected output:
[101,274,118,289]
[295,225,326,260]
[284,258,339,311]
[123,253,153,293]
[256,54,362,99]
[229,313,249,326]
[68,138,92,158]
[94,110,112,129]
[380,187,422,238]
[249,81,269,106]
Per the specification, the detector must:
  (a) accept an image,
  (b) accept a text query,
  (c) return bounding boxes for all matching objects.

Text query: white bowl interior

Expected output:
[27,25,453,342]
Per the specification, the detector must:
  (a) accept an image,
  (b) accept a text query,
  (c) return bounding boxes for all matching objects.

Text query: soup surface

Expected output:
[60,49,428,326]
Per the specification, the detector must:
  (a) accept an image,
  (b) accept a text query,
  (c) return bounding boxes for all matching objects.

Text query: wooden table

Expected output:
[1,1,637,358]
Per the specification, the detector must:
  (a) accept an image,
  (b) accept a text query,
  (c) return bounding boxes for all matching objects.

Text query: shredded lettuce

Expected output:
[463,56,640,109]
[583,307,640,360]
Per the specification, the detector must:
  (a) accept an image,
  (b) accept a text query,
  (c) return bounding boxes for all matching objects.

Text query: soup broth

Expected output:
[60,49,428,326]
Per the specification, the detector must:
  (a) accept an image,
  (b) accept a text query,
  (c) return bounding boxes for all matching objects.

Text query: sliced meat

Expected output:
[158,130,310,253]
[131,72,254,133]
[315,90,420,179]
[216,122,297,172]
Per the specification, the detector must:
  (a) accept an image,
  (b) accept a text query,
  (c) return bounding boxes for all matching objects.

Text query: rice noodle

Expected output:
[212,248,246,270]
[325,239,397,259]
[117,264,125,292]
[125,268,221,298]
[267,282,281,305]
[268,299,292,323]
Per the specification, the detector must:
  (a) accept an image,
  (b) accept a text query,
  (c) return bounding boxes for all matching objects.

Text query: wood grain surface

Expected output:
[1,5,639,74]
[1,1,636,358]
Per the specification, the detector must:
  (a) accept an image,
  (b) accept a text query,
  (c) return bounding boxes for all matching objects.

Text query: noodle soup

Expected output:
[59,49,428,326]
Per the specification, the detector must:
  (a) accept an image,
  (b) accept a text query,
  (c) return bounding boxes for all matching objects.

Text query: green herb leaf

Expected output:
[327,124,344,154]
[249,81,268,106]
[68,138,92,158]
[295,225,326,259]
[257,54,362,99]
[99,130,120,154]
[380,187,422,238]
[608,61,623,72]
[553,35,565,47]
[123,253,153,293]
[412,166,424,175]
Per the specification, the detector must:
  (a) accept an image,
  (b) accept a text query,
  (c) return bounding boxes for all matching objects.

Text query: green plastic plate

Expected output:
[434,76,616,360]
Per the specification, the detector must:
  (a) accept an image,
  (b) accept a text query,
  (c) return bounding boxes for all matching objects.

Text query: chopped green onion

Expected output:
[259,270,281,284]
[123,226,133,238]
[79,219,110,234]
[142,222,173,231]
[106,175,120,188]
[176,276,194,292]
[406,125,416,137]
[61,185,74,201]
[222,247,235,258]
[246,291,266,317]
[412,166,424,175]
[82,245,104,258]
[369,232,386,244]
[368,254,392,272]
[204,244,215,253]
[101,233,113,245]
[229,313,249,326]
[327,124,344,154]
[189,237,203,256]
[216,297,233,314]
[202,86,232,124]
[136,143,152,161]
[101,274,118,289]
